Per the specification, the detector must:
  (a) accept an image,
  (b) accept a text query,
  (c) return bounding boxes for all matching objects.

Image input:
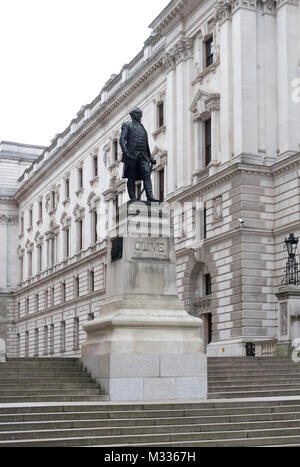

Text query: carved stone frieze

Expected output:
[0,214,18,225]
[163,37,193,72]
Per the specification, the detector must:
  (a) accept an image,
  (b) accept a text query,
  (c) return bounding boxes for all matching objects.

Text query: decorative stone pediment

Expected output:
[73,203,85,222]
[190,88,220,120]
[87,192,101,212]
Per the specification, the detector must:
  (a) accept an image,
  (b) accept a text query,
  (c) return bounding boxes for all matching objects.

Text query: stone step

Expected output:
[208,368,300,377]
[0,371,92,378]
[1,411,300,432]
[208,382,300,392]
[209,389,300,398]
[7,358,79,362]
[0,395,109,403]
[208,373,300,384]
[0,388,101,397]
[208,357,292,362]
[0,383,99,390]
[2,418,300,441]
[1,426,300,447]
[0,377,93,384]
[207,363,300,370]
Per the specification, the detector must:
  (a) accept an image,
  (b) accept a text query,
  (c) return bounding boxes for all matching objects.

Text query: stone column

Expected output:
[231,0,259,157]
[0,215,8,289]
[164,52,177,194]
[276,0,300,155]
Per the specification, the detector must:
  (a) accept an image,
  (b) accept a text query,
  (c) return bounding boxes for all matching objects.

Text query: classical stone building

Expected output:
[0,0,300,359]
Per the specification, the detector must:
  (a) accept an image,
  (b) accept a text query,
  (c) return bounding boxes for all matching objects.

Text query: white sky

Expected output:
[0,0,170,147]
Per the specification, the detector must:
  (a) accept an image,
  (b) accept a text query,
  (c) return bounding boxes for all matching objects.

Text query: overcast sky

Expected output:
[0,0,170,147]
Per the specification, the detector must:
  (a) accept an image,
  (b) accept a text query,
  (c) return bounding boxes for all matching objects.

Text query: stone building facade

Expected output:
[1,0,300,358]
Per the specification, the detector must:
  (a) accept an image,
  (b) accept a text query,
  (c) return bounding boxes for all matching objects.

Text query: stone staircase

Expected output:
[0,358,107,403]
[1,399,300,446]
[208,357,300,399]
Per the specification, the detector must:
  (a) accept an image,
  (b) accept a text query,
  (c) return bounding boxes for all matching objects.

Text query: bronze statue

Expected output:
[119,107,159,202]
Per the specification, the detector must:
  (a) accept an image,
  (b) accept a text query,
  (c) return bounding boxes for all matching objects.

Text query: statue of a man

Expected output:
[119,107,159,202]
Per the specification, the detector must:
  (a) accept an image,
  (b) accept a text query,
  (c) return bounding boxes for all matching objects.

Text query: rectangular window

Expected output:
[78,220,83,251]
[61,321,66,353]
[61,282,66,303]
[205,274,212,296]
[205,119,211,167]
[64,228,70,258]
[28,251,33,278]
[93,212,98,244]
[65,178,70,199]
[34,328,39,356]
[74,276,80,298]
[158,102,164,128]
[45,289,48,309]
[90,269,95,292]
[39,201,43,220]
[78,167,83,188]
[29,209,33,228]
[17,334,20,357]
[204,204,207,240]
[51,191,56,210]
[37,245,42,273]
[205,37,214,68]
[20,216,24,235]
[51,286,55,307]
[73,317,80,350]
[17,301,21,319]
[50,324,54,354]
[158,169,165,203]
[113,140,118,162]
[25,331,29,357]
[44,326,48,355]
[35,294,39,313]
[26,297,30,316]
[19,257,24,283]
[93,155,98,177]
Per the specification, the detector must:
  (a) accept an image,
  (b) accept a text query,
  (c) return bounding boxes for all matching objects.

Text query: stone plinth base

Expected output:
[81,203,206,401]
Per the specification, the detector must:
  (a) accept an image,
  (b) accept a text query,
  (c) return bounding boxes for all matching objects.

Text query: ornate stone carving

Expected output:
[215,0,258,23]
[213,197,223,221]
[0,214,18,225]
[163,37,193,72]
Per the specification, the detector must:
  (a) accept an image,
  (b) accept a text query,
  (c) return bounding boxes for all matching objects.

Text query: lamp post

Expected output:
[283,233,300,286]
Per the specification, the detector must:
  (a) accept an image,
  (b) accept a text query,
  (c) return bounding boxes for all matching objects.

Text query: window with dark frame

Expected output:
[158,169,165,203]
[39,201,43,220]
[158,102,164,128]
[204,204,207,240]
[61,282,66,303]
[78,220,83,251]
[90,269,95,292]
[93,211,98,244]
[74,276,80,298]
[113,140,119,162]
[205,36,214,68]
[205,118,212,167]
[93,155,98,177]
[205,274,212,296]
[65,178,70,199]
[78,167,83,188]
[29,209,33,228]
[65,228,70,258]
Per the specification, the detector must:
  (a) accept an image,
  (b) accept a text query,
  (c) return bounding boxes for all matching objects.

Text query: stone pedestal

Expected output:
[275,286,300,356]
[82,202,207,401]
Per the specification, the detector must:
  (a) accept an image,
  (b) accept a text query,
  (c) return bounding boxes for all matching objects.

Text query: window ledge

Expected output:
[152,125,166,140]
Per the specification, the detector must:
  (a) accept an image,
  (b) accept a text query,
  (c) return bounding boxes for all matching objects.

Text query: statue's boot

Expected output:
[127,179,137,201]
[144,176,160,203]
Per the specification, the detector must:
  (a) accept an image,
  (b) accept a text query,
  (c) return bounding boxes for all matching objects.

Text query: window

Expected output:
[44,326,48,355]
[19,257,24,283]
[45,289,48,309]
[20,216,24,235]
[25,331,29,357]
[158,102,164,128]
[92,211,98,244]
[73,317,80,350]
[158,169,165,203]
[90,269,95,292]
[51,286,55,307]
[17,301,21,319]
[113,140,119,162]
[17,334,20,357]
[28,251,33,278]
[65,178,70,199]
[35,294,39,313]
[205,37,214,68]
[74,276,80,298]
[64,228,70,258]
[78,220,83,251]
[50,324,54,354]
[37,245,42,273]
[61,282,66,303]
[78,167,83,189]
[205,119,212,167]
[39,201,43,220]
[204,204,207,240]
[61,321,66,353]
[49,236,55,266]
[26,297,30,316]
[34,329,39,356]
[51,191,56,210]
[93,155,98,177]
[205,274,212,296]
[29,209,33,228]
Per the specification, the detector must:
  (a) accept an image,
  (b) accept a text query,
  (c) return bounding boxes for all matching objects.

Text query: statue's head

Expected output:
[130,107,143,122]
